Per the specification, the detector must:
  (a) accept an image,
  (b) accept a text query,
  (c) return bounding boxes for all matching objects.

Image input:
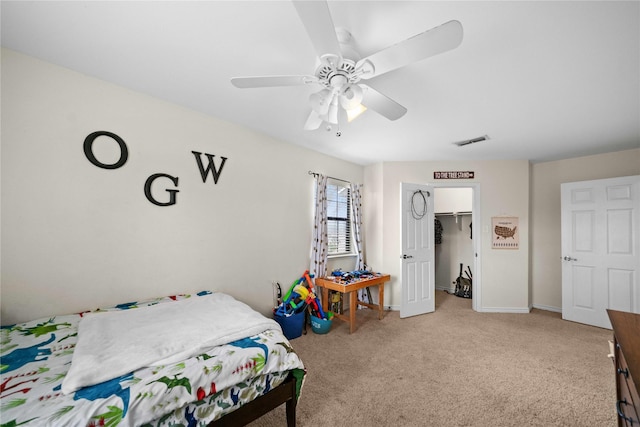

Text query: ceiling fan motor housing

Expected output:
[316,55,359,89]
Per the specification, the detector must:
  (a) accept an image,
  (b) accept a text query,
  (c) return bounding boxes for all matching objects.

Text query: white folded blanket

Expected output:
[61,292,280,394]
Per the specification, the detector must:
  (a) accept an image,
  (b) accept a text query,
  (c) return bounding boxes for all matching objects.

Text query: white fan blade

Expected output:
[360,83,407,121]
[231,75,317,88]
[357,20,463,79]
[293,0,341,58]
[304,110,323,130]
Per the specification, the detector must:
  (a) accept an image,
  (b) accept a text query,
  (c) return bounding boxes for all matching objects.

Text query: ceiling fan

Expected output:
[231,1,463,131]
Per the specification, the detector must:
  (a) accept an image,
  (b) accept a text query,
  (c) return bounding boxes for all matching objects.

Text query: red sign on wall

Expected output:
[433,171,475,179]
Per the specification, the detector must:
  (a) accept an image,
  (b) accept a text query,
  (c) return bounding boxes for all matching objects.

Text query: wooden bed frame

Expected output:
[209,373,298,426]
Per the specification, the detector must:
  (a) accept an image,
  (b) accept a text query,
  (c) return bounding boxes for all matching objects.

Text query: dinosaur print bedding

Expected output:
[0,291,305,426]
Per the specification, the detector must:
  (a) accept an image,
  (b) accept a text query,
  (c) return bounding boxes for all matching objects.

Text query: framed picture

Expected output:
[492,216,519,249]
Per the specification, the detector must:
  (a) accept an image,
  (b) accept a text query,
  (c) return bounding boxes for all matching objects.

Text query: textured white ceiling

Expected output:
[2,1,638,165]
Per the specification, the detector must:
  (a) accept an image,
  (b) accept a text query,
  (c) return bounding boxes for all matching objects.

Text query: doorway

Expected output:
[434,183,481,312]
[400,183,482,316]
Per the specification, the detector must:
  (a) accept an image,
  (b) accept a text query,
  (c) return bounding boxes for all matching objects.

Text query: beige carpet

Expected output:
[250,291,616,426]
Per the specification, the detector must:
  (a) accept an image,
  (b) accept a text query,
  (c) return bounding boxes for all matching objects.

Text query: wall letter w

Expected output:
[191,151,228,184]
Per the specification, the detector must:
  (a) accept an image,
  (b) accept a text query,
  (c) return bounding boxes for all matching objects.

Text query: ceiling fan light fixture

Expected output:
[309,89,333,115]
[339,83,363,110]
[304,111,323,130]
[326,98,340,124]
[347,104,367,122]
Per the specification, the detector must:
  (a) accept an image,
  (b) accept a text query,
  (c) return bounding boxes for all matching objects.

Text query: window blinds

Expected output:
[326,183,351,254]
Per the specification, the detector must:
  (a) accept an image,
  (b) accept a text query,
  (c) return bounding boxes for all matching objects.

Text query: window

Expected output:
[326,182,351,255]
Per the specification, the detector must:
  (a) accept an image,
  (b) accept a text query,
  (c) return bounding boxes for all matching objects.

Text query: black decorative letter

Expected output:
[144,173,179,206]
[191,151,227,184]
[84,131,128,169]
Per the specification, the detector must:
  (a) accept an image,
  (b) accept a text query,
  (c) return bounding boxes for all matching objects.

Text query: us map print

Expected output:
[492,217,519,249]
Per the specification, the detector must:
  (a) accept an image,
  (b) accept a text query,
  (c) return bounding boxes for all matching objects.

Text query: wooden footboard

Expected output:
[209,373,297,427]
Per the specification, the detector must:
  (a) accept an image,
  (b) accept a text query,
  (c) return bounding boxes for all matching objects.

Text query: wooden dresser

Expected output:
[608,310,640,426]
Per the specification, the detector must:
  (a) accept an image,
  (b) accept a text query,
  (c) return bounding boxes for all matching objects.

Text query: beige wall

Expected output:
[364,160,531,312]
[3,47,637,324]
[1,48,363,324]
[530,148,640,311]
[363,162,384,271]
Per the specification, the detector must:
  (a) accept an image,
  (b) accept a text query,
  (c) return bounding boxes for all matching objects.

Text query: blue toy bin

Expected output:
[310,314,332,334]
[274,309,306,340]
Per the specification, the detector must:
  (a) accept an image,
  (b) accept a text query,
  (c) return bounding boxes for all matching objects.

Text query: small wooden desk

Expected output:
[315,274,391,334]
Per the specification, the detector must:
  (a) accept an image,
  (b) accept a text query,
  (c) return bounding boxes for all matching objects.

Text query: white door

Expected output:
[561,175,640,329]
[400,182,435,318]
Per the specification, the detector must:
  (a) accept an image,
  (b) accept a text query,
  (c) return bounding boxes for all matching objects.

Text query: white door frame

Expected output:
[430,182,482,312]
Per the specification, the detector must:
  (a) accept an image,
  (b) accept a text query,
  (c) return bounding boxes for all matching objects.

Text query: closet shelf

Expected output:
[435,211,472,216]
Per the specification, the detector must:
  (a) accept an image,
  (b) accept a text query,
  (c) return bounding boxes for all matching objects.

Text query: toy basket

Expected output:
[310,314,332,334]
[274,309,306,340]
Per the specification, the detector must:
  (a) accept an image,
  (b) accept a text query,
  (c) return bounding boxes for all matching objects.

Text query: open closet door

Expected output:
[400,182,435,318]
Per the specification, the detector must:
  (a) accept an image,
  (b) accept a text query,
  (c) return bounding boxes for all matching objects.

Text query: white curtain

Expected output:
[310,174,329,279]
[350,182,365,270]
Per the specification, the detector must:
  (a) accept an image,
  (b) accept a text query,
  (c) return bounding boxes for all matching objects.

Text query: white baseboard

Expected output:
[435,285,455,293]
[385,305,531,313]
[532,304,562,313]
[386,302,552,314]
[478,306,531,314]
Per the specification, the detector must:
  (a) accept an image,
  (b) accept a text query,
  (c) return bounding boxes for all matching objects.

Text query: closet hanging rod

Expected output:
[308,170,350,184]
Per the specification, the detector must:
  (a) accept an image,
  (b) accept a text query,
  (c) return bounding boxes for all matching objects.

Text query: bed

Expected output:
[0,291,305,426]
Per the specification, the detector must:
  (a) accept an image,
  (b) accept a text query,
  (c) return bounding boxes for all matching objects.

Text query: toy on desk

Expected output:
[352,269,373,278]
[329,269,378,284]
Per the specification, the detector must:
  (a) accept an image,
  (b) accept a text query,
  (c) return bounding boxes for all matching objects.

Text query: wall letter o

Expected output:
[144,173,179,206]
[84,131,128,169]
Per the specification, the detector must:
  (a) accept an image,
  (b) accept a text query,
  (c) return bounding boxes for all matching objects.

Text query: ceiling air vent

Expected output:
[454,135,490,147]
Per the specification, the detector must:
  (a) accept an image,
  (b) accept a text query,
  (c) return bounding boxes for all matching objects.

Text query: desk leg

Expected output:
[378,283,384,320]
[320,287,329,315]
[349,291,356,334]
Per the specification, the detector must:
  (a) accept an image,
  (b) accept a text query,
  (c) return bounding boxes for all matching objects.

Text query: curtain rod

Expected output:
[308,170,350,184]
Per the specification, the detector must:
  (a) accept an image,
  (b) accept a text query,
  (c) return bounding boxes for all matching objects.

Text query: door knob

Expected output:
[401,254,413,259]
[563,256,578,261]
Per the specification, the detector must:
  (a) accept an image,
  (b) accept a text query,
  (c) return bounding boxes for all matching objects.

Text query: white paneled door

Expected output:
[400,182,435,318]
[561,175,640,329]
